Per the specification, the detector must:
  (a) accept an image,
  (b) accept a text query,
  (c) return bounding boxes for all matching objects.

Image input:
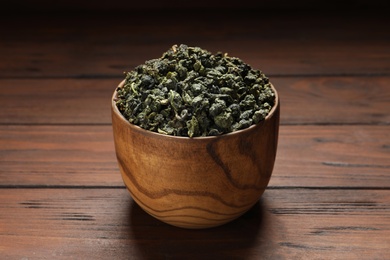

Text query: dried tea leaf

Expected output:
[116,44,275,137]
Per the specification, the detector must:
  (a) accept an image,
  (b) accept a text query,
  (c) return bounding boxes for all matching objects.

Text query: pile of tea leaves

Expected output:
[116,44,275,137]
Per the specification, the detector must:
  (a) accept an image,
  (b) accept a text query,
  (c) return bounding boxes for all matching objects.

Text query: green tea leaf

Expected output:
[116,44,275,137]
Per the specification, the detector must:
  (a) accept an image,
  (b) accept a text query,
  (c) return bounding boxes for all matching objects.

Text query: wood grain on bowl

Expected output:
[111,81,280,228]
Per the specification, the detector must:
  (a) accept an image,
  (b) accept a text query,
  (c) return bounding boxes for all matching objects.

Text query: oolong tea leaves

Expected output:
[116,44,275,137]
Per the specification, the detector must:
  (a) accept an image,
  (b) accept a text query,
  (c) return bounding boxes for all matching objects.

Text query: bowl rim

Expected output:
[112,79,279,140]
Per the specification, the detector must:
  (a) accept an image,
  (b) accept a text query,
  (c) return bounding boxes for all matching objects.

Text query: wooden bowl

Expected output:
[111,80,280,229]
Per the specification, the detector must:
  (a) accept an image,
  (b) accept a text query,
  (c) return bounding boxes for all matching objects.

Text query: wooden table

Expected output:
[1,6,389,259]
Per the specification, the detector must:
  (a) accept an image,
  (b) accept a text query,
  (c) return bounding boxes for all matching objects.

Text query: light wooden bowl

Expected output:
[112,80,280,229]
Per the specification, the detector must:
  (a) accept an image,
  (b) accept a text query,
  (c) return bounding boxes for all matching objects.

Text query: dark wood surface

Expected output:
[0,6,389,259]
